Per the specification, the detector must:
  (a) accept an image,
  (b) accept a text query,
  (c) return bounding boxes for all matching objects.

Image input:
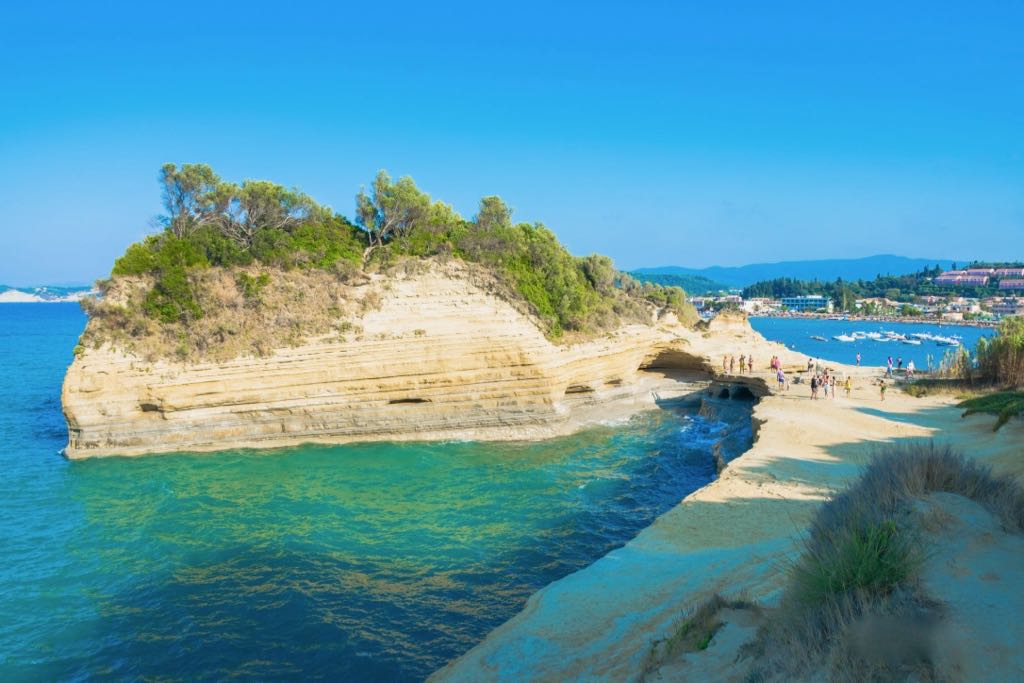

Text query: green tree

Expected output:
[159,163,230,238]
[355,171,431,246]
[474,196,512,231]
[221,180,321,248]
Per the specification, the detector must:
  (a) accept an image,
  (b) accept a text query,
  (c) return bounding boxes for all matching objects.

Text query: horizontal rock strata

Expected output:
[63,266,781,459]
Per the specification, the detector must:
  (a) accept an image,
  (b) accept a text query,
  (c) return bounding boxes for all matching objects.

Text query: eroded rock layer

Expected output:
[64,265,778,458]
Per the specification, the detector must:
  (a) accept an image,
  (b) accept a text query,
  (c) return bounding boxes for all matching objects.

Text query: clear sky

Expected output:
[1,1,1022,286]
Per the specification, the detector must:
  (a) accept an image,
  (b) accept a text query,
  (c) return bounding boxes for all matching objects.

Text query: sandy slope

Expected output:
[433,359,1024,682]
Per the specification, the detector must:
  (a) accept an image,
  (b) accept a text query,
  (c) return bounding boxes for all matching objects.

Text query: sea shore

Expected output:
[753,310,999,328]
[433,348,1024,681]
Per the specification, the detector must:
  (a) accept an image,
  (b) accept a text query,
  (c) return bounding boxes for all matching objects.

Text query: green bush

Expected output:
[143,266,203,323]
[105,165,698,341]
[790,519,920,608]
[960,391,1024,431]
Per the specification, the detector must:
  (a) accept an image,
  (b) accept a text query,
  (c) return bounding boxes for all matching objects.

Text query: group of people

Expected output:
[885,355,916,379]
[722,353,754,374]
[809,370,852,400]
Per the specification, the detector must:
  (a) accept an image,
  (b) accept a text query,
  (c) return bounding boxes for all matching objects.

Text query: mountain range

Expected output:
[632,255,955,290]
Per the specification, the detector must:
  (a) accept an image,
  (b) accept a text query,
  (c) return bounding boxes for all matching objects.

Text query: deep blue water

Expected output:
[0,303,749,681]
[749,317,993,369]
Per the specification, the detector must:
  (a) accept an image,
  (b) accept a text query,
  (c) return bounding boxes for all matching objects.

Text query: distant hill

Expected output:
[634,255,956,289]
[628,272,731,295]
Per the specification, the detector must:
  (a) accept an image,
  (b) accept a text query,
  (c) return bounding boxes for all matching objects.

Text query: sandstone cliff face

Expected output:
[64,264,776,459]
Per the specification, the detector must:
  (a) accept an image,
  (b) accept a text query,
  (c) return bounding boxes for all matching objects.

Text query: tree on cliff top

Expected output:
[159,163,231,238]
[355,171,431,247]
[102,164,697,342]
[474,196,513,231]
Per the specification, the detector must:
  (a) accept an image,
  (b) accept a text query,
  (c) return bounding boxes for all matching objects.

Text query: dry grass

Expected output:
[745,441,1024,682]
[81,266,377,362]
[80,256,681,362]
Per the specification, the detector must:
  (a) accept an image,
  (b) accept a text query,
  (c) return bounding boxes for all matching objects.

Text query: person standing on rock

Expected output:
[844,375,852,398]
[856,352,861,367]
[739,354,746,374]
[811,374,819,400]
[777,368,786,391]
[879,380,887,402]
[730,356,735,374]
[723,355,728,373]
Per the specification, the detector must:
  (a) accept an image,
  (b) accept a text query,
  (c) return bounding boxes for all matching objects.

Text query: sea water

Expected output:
[0,303,750,681]
[749,317,992,369]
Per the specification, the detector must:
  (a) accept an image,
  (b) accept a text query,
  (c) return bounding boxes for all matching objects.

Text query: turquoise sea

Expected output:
[0,303,750,681]
[749,317,993,369]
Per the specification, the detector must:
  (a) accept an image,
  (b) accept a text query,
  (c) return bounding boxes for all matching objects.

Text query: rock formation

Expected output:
[63,262,784,458]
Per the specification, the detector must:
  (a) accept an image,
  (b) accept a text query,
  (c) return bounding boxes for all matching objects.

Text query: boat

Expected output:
[832,334,854,342]
[934,337,961,347]
[811,335,828,342]
[902,339,922,346]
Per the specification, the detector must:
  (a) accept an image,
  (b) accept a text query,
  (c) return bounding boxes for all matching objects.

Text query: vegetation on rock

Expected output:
[82,165,695,359]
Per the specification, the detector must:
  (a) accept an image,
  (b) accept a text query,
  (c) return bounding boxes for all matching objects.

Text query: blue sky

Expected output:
[1,1,1021,285]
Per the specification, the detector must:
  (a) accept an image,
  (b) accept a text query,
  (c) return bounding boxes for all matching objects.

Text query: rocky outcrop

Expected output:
[63,264,785,459]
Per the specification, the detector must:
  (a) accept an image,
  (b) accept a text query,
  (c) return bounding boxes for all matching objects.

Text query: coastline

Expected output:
[750,311,999,328]
[432,352,1024,681]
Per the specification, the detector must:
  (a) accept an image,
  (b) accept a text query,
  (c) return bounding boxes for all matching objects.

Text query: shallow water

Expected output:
[0,304,749,680]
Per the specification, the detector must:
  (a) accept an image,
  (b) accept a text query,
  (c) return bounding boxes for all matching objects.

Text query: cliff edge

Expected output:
[64,262,778,458]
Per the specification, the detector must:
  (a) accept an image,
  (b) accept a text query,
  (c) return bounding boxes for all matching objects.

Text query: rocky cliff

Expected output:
[63,263,781,459]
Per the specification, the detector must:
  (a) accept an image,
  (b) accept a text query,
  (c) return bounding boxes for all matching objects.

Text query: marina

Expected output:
[752,317,992,368]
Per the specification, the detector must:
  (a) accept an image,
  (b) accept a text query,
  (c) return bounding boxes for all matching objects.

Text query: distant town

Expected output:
[655,264,1024,323]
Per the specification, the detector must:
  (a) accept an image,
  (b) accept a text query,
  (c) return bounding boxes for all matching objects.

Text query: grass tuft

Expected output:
[746,441,1024,681]
[641,593,756,679]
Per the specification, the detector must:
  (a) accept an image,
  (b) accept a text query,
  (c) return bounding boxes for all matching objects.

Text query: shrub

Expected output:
[236,272,270,304]
[747,442,1024,680]
[98,165,700,355]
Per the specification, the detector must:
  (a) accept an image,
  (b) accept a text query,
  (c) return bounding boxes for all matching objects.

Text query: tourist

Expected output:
[807,358,814,372]
[844,376,852,398]
[748,355,754,373]
[907,359,915,379]
[879,380,887,402]
[856,352,861,367]
[777,368,786,391]
[886,356,893,378]
[829,375,836,399]
[811,375,819,399]
[897,356,903,371]
[729,356,735,374]
[723,355,728,372]
[739,354,746,374]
